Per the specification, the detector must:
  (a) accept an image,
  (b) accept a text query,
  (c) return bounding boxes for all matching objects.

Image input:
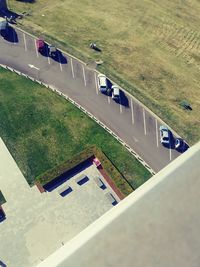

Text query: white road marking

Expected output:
[82,65,86,86]
[155,118,159,147]
[70,58,75,78]
[45,45,50,64]
[47,55,50,65]
[108,96,110,104]
[23,33,27,51]
[28,64,40,70]
[119,99,122,113]
[131,98,134,124]
[143,108,147,135]
[34,39,39,58]
[133,136,138,142]
[58,52,63,72]
[94,73,98,95]
[118,95,123,113]
[169,147,172,161]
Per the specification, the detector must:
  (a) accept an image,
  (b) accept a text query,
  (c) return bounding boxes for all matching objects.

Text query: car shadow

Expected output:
[52,50,68,64]
[176,143,190,153]
[0,8,19,20]
[120,90,129,107]
[3,26,18,43]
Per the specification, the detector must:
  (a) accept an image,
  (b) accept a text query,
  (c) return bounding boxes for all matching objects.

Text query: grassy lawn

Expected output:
[8,0,200,144]
[0,67,150,192]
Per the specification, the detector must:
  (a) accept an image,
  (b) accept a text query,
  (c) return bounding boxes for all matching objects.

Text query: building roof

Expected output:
[37,142,200,267]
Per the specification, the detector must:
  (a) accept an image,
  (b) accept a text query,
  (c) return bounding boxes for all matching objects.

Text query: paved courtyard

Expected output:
[0,138,119,267]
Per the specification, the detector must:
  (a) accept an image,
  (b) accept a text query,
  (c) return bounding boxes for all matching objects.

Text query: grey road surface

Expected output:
[0,26,181,172]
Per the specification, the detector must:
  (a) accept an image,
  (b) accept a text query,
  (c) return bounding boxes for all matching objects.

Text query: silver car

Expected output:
[159,125,170,145]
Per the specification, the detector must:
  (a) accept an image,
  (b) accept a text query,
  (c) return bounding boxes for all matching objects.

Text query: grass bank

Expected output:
[0,68,151,194]
[9,0,200,144]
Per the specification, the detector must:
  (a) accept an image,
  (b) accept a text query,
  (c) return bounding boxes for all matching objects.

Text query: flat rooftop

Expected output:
[0,138,119,267]
[37,142,200,267]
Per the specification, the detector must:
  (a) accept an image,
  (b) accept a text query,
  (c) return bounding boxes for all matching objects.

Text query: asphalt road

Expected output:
[0,26,181,172]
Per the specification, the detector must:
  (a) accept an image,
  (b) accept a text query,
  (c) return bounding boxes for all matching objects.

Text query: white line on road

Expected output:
[47,55,50,65]
[28,64,40,70]
[119,99,122,113]
[131,98,134,124]
[133,136,138,142]
[143,108,147,135]
[58,52,63,72]
[23,33,27,52]
[82,65,86,86]
[169,147,172,161]
[70,58,75,78]
[34,39,39,58]
[155,118,159,147]
[94,73,98,95]
[108,96,110,104]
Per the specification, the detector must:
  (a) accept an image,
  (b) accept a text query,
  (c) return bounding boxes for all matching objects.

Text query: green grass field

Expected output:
[9,0,200,144]
[0,67,150,191]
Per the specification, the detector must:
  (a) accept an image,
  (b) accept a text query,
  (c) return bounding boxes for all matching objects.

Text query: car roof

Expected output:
[160,125,168,131]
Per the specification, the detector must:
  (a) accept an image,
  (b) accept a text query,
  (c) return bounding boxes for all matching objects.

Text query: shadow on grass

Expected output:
[16,0,36,3]
[52,50,68,64]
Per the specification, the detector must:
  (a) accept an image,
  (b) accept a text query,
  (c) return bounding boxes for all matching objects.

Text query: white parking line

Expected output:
[82,65,86,86]
[119,98,122,113]
[131,98,134,124]
[47,56,50,65]
[108,96,110,104]
[23,33,27,52]
[34,39,39,57]
[155,118,159,147]
[169,147,172,161]
[94,73,98,95]
[70,58,75,78]
[143,108,147,135]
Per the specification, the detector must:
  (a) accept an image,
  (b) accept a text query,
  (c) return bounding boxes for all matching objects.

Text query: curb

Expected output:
[0,63,156,175]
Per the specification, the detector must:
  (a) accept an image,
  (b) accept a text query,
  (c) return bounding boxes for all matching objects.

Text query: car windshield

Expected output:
[163,137,169,141]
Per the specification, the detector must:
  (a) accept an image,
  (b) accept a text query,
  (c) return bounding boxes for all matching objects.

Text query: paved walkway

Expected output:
[0,138,117,267]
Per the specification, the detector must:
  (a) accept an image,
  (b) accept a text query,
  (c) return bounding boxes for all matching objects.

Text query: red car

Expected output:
[36,39,45,53]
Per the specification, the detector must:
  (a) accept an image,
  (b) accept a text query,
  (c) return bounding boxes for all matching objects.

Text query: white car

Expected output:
[97,74,108,93]
[111,85,120,101]
[159,125,170,145]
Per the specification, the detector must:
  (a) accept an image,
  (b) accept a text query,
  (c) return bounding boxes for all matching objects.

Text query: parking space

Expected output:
[0,26,182,172]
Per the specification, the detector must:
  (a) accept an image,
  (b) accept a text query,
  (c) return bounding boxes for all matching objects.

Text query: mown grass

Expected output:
[0,68,151,193]
[9,0,200,144]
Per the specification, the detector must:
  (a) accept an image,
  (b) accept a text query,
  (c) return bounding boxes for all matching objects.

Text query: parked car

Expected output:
[111,85,120,101]
[159,125,170,145]
[97,74,108,94]
[36,39,45,53]
[48,44,57,57]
